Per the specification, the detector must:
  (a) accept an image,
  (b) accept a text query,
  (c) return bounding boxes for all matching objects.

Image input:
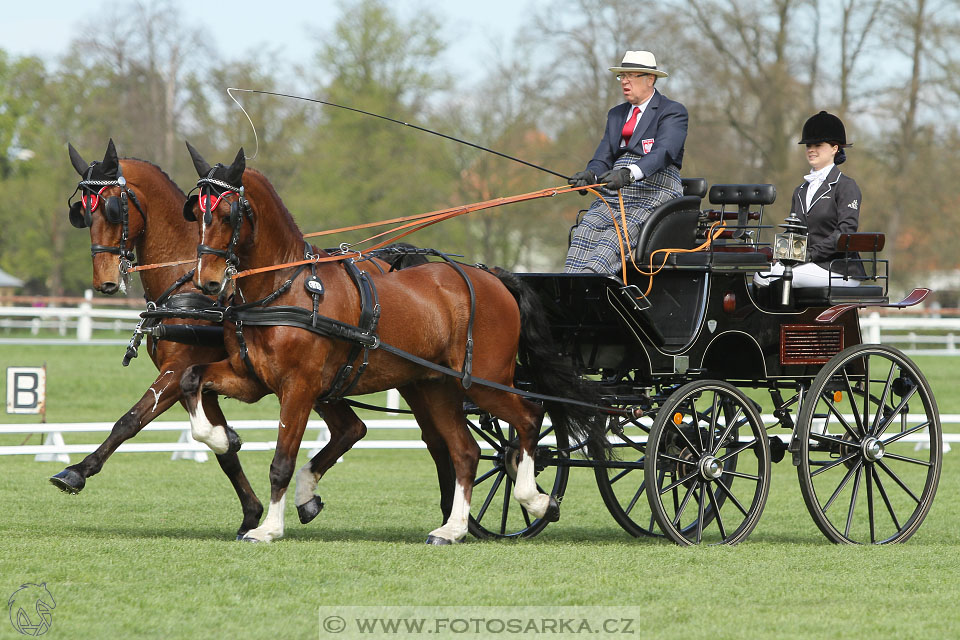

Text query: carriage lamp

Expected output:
[774,212,808,263]
[773,213,808,306]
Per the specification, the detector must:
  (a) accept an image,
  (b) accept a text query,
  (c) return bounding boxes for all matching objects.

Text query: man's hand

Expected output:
[568,169,597,194]
[599,167,633,190]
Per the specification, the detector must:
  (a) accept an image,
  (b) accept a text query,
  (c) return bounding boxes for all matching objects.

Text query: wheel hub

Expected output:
[861,437,885,462]
[699,455,723,481]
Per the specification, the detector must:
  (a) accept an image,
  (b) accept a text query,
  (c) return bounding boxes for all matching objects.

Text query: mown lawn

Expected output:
[0,345,958,639]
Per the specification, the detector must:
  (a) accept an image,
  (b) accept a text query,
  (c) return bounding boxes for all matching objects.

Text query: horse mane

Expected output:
[122,157,187,198]
[243,168,304,238]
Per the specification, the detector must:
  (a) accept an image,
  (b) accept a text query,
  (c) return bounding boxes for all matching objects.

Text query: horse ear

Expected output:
[68,143,88,176]
[185,141,212,176]
[225,148,245,186]
[100,138,120,177]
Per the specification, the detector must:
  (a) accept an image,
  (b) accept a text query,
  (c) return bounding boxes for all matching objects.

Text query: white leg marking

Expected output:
[513,451,549,518]
[294,462,320,507]
[243,494,286,542]
[148,371,175,412]
[186,392,230,454]
[427,482,470,543]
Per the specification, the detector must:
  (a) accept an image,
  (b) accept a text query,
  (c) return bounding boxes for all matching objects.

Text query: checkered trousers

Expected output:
[564,155,682,274]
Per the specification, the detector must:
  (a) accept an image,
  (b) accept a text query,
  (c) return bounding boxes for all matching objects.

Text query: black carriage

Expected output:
[466,179,941,545]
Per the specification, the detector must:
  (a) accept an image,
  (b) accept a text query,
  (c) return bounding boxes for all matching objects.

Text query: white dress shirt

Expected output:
[804,163,835,210]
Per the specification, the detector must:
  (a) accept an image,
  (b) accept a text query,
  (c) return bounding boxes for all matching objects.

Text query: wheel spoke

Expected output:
[520,505,532,528]
[659,468,699,495]
[717,438,758,463]
[879,421,929,446]
[714,478,750,517]
[870,362,897,435]
[822,459,862,513]
[695,483,706,544]
[841,370,866,436]
[499,474,513,535]
[473,425,503,452]
[873,385,918,439]
[689,397,706,453]
[671,481,697,526]
[809,431,859,448]
[844,465,864,538]
[670,419,703,457]
[723,470,760,481]
[876,459,921,504]
[706,483,728,539]
[475,471,505,522]
[712,405,744,456]
[608,465,637,486]
[624,479,646,516]
[474,466,501,486]
[866,465,876,544]
[882,452,932,467]
[811,450,860,477]
[822,397,862,442]
[871,466,902,531]
[862,355,870,428]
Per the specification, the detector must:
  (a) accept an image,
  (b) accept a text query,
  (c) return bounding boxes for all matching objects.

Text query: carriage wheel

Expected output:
[596,397,737,539]
[595,408,660,537]
[467,411,569,539]
[645,380,771,545]
[796,344,941,544]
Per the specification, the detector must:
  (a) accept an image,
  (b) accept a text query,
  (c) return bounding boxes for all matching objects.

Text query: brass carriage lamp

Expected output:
[773,213,808,306]
[774,212,808,263]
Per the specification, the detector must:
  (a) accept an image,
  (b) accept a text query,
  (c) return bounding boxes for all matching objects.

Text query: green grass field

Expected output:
[1,344,959,639]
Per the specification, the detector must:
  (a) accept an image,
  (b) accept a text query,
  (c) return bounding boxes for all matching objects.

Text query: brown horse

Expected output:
[53,140,264,537]
[179,144,607,543]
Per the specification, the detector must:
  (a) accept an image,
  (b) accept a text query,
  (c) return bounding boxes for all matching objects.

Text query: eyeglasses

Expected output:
[617,73,650,82]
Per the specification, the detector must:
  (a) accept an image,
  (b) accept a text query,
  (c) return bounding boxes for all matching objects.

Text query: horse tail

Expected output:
[491,267,611,460]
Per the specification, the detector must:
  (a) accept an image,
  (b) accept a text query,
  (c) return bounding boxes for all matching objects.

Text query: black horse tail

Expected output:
[492,267,611,460]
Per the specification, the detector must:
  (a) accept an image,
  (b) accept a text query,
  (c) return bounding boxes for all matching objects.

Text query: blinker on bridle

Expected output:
[183,169,253,297]
[67,161,145,289]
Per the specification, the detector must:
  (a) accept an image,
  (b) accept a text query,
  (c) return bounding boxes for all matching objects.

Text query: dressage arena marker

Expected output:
[1,416,953,462]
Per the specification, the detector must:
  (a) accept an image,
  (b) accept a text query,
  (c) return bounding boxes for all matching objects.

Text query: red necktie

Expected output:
[621,106,640,145]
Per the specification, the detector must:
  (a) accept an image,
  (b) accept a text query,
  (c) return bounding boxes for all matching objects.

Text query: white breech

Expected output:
[754,261,861,288]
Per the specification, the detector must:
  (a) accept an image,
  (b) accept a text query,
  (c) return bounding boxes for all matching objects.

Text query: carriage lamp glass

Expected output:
[774,212,808,263]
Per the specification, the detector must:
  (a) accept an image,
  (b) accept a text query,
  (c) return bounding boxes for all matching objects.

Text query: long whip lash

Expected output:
[226,88,570,180]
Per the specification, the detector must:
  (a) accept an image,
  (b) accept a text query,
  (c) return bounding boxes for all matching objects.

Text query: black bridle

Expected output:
[67,161,145,284]
[183,170,253,299]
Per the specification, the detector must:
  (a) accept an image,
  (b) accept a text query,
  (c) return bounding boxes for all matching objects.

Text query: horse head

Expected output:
[67,139,147,294]
[183,142,253,298]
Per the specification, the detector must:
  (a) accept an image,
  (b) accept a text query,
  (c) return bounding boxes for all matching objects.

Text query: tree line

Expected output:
[1,0,958,301]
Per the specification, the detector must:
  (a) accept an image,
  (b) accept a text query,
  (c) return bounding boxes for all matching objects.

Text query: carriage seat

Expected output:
[790,232,890,306]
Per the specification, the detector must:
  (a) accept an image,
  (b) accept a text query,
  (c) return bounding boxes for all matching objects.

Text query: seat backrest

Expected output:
[682,177,707,199]
[634,195,704,262]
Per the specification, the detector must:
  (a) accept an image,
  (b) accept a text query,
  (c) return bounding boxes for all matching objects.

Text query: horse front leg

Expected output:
[180,361,251,455]
[242,386,316,543]
[50,368,184,493]
[293,400,367,525]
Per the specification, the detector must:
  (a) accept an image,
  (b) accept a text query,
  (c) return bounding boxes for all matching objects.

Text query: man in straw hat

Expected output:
[565,50,687,274]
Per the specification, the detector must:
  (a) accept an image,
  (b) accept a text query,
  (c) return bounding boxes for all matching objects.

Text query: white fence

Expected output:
[1,415,954,463]
[2,299,960,354]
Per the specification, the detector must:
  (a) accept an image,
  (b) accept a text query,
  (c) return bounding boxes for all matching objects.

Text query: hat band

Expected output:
[620,62,657,70]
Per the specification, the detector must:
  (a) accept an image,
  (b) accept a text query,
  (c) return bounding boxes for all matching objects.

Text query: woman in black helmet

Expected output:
[755,110,865,288]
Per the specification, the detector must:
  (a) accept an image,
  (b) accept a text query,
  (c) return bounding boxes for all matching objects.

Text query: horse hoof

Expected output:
[225,427,243,455]
[239,535,266,543]
[425,535,453,546]
[297,496,324,524]
[542,495,560,522]
[49,469,85,494]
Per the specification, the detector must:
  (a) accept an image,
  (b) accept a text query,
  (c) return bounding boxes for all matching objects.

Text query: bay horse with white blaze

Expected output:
[180,143,608,543]
[53,140,265,537]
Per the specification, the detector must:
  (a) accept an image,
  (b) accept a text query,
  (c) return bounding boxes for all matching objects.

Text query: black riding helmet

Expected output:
[799,111,852,164]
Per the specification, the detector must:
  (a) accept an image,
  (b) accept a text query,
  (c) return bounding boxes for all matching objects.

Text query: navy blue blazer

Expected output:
[585,90,688,178]
[792,165,865,277]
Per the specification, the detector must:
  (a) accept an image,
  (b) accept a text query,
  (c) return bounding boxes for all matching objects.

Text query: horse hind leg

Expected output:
[470,388,558,521]
[403,381,479,545]
[293,400,368,524]
[50,368,184,493]
[180,362,250,455]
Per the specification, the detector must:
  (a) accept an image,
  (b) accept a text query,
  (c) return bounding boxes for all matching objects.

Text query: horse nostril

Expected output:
[203,281,221,295]
[100,282,118,295]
